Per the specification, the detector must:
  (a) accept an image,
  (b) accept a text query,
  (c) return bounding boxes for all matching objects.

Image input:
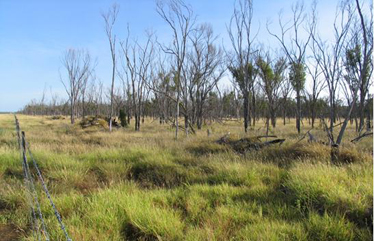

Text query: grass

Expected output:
[0,114,372,240]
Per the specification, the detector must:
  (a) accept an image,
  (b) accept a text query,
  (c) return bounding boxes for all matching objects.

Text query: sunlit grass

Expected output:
[0,114,372,240]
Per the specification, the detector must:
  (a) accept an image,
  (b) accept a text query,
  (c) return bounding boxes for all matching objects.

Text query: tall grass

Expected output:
[0,114,372,240]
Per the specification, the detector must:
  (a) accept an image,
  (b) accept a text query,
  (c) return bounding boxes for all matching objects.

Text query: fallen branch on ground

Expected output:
[351,132,373,143]
[256,135,277,139]
[216,133,285,153]
[296,128,314,144]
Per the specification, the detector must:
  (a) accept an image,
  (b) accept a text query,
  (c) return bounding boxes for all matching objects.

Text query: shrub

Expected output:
[119,109,128,127]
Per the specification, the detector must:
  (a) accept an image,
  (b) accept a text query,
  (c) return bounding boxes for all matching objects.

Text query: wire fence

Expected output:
[14,115,72,241]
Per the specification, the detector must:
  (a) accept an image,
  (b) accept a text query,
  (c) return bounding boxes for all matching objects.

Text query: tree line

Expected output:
[22,0,373,143]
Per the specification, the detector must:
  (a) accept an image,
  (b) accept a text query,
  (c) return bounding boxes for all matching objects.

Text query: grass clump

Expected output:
[121,191,184,240]
[186,140,229,155]
[336,147,370,164]
[129,161,190,188]
[305,212,371,241]
[256,142,330,165]
[284,162,373,228]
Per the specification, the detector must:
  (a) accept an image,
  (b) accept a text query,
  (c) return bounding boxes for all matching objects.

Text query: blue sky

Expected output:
[0,0,339,112]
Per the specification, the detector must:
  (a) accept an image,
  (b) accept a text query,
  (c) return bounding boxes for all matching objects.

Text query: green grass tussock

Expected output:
[285,162,373,228]
[186,140,229,155]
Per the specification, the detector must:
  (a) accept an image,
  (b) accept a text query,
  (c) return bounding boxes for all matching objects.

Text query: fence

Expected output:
[14,115,72,241]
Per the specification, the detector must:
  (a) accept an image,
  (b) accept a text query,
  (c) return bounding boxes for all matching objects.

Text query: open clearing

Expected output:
[0,114,372,240]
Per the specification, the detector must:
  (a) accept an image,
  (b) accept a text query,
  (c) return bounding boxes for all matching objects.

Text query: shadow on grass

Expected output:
[121,222,158,241]
[0,223,22,241]
[128,162,190,189]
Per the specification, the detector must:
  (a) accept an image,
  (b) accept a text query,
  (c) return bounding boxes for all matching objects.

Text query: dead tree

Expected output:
[188,23,225,129]
[311,1,353,139]
[120,28,155,131]
[311,1,367,162]
[305,57,325,128]
[102,3,119,132]
[267,1,313,134]
[227,0,257,133]
[350,0,373,131]
[157,0,196,139]
[60,49,92,124]
[280,73,293,125]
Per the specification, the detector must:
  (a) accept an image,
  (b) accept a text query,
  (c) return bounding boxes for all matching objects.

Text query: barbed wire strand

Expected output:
[15,116,51,240]
[24,135,73,241]
[14,116,39,240]
[21,132,50,241]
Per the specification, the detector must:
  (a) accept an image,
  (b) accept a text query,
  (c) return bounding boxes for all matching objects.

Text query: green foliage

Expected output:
[344,44,366,90]
[256,56,287,96]
[229,62,256,93]
[119,109,128,127]
[289,62,306,92]
[256,56,274,83]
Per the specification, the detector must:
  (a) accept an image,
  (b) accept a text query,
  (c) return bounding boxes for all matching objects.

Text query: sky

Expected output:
[0,0,343,112]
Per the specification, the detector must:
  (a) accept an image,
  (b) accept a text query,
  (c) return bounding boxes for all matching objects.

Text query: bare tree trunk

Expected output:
[109,62,115,132]
[176,95,179,140]
[336,95,357,145]
[358,93,365,130]
[252,90,256,126]
[82,95,86,120]
[197,103,203,130]
[70,99,75,124]
[102,4,119,133]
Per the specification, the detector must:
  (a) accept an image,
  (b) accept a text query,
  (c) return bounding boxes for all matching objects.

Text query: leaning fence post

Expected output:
[21,131,28,181]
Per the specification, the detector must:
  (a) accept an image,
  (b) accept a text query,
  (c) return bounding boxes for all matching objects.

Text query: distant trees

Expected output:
[21,0,373,146]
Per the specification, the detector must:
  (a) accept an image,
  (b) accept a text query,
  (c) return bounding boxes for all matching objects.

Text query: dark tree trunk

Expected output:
[252,90,256,126]
[296,90,301,134]
[184,114,189,135]
[70,99,75,124]
[311,110,315,128]
[134,113,139,131]
[358,89,366,131]
[270,109,276,128]
[243,92,249,133]
[197,106,203,130]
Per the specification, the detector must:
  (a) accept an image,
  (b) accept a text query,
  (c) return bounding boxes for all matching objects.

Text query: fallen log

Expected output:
[216,133,231,144]
[255,135,277,141]
[263,139,286,146]
[215,134,285,153]
[232,138,286,153]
